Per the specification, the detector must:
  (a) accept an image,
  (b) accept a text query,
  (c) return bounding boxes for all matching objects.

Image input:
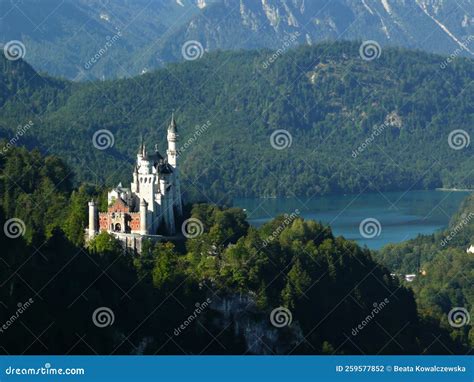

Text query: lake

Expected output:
[234,190,471,250]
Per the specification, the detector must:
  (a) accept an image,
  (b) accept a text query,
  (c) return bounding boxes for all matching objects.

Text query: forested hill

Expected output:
[375,194,474,349]
[0,145,468,354]
[1,41,473,202]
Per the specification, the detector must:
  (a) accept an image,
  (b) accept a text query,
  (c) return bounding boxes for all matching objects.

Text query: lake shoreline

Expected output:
[238,188,473,201]
[235,190,470,250]
[436,188,474,192]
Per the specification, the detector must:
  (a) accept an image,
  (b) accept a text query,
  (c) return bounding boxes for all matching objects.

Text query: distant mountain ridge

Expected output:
[1,0,473,79]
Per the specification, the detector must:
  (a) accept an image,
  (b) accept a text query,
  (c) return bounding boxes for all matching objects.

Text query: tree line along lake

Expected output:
[234,190,472,249]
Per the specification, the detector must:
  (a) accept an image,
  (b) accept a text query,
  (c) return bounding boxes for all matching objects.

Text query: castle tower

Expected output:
[88,200,97,239]
[132,138,159,233]
[140,198,148,235]
[167,113,183,216]
[167,113,178,167]
[160,176,175,235]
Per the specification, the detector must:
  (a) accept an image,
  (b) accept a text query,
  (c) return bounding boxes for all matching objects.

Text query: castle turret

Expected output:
[140,198,148,235]
[131,165,139,193]
[166,113,183,216]
[167,113,178,167]
[137,136,144,160]
[88,200,97,239]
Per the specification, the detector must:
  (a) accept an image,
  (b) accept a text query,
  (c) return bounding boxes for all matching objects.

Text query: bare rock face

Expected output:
[178,0,474,56]
[210,294,304,354]
[4,0,473,79]
[385,111,403,128]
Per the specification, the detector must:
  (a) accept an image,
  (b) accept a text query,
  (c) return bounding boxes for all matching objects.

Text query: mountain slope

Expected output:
[1,42,472,202]
[166,0,474,57]
[375,194,474,349]
[1,0,473,79]
[0,0,204,79]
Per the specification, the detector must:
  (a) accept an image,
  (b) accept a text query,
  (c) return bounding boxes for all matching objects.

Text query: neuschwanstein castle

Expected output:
[87,114,183,252]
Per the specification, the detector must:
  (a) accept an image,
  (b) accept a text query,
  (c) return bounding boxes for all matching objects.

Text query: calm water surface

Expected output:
[234,190,471,249]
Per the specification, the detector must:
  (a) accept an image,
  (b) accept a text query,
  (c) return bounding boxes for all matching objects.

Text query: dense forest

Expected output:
[375,194,474,349]
[0,146,471,354]
[0,41,473,203]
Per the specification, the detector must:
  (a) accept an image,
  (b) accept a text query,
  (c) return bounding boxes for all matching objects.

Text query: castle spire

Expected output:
[139,134,147,158]
[138,135,144,155]
[168,112,177,134]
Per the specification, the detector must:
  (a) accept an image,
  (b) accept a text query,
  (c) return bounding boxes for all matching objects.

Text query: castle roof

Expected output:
[108,195,131,212]
[147,144,164,166]
[113,182,130,193]
[158,162,173,175]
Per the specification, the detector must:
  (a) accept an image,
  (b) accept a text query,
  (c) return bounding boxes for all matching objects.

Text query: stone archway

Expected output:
[114,223,121,232]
